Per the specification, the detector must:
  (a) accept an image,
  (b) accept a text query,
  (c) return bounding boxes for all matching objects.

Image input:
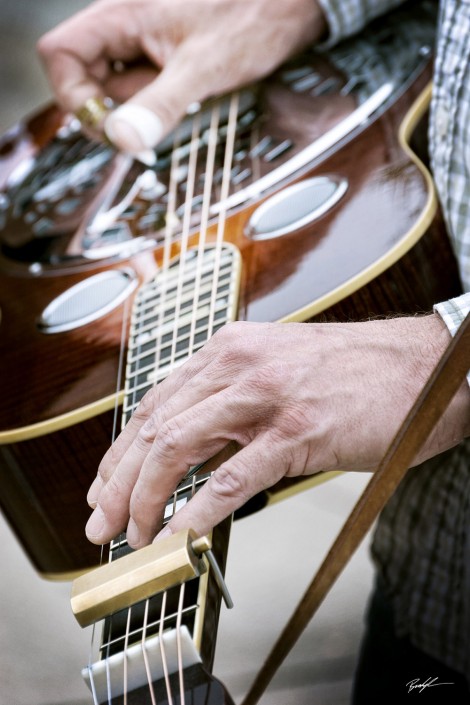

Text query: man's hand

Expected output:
[85,315,470,548]
[37,0,326,159]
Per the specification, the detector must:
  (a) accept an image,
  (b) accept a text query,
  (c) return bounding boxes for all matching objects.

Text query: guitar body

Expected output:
[0,4,461,576]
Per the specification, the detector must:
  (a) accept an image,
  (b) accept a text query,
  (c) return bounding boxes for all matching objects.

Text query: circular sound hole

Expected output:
[38,269,137,333]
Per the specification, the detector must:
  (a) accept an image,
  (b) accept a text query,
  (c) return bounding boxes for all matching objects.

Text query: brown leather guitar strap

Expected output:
[242,311,470,705]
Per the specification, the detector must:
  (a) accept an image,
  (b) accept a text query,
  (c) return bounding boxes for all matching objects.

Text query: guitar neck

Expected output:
[80,244,241,702]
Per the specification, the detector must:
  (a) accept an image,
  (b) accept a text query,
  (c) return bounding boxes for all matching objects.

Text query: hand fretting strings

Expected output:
[85,91,241,705]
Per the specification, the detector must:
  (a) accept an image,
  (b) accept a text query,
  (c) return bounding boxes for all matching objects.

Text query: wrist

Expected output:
[410,313,470,463]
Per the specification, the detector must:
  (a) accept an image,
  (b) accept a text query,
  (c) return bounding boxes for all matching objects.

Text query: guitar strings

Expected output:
[185,103,220,357]
[165,112,202,378]
[208,92,239,339]
[123,605,133,705]
[113,122,187,704]
[151,113,205,705]
[139,114,203,704]
[110,116,204,703]
[104,121,190,702]
[176,582,187,705]
[141,599,158,705]
[157,93,239,705]
[134,102,222,704]
[88,89,240,703]
[159,590,174,705]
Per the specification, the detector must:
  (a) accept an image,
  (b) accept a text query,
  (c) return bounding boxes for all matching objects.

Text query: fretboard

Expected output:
[84,243,240,703]
[122,243,241,422]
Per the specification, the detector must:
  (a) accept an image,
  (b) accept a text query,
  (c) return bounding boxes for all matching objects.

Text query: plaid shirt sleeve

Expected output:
[434,294,470,382]
[317,0,406,47]
[434,293,470,339]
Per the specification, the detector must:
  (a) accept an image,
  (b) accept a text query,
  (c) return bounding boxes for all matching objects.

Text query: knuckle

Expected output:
[156,418,185,458]
[137,411,160,446]
[102,473,130,506]
[243,361,282,397]
[36,32,56,59]
[212,320,244,347]
[210,323,247,364]
[209,463,249,503]
[129,487,155,518]
[275,403,308,440]
[134,389,157,419]
[100,442,123,473]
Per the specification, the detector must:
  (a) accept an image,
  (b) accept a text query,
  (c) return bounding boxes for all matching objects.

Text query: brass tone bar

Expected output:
[71,529,206,627]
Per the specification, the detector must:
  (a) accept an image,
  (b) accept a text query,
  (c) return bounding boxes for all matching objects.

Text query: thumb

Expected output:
[104,55,211,159]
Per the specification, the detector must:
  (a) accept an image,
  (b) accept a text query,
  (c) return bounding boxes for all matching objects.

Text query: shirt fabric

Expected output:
[317,0,470,679]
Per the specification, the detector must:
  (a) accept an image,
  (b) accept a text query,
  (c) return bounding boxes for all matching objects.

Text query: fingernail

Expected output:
[126,518,140,546]
[87,475,103,508]
[104,104,163,152]
[86,505,105,539]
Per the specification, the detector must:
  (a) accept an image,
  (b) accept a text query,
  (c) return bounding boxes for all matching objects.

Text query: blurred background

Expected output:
[0,2,374,704]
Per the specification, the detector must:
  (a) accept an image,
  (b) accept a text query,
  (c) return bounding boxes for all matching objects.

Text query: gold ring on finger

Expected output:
[74,96,113,130]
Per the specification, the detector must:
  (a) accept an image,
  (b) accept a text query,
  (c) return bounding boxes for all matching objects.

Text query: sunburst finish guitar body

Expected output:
[0,3,462,581]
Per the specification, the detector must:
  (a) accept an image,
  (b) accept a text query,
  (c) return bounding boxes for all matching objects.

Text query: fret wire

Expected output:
[133,270,232,323]
[123,364,185,407]
[128,299,228,349]
[135,261,232,313]
[127,290,231,342]
[123,322,227,413]
[135,251,232,304]
[186,104,221,365]
[209,93,240,340]
[129,330,213,366]
[126,318,226,376]
[135,272,233,317]
[129,305,229,354]
[136,254,223,299]
[125,320,228,392]
[110,536,128,551]
[99,604,199,653]
[134,254,229,306]
[128,294,229,350]
[133,278,231,331]
[127,337,206,374]
[164,112,202,393]
[125,111,183,430]
[142,118,183,446]
[135,286,213,326]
